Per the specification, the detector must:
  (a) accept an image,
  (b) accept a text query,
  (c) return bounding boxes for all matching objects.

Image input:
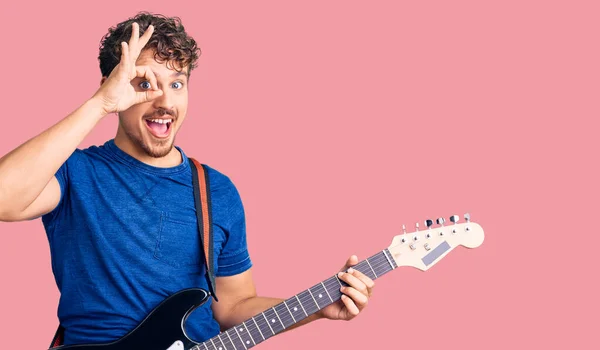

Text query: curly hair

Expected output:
[98,12,200,78]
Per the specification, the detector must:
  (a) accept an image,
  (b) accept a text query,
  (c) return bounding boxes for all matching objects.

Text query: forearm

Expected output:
[0,98,107,213]
[222,296,322,332]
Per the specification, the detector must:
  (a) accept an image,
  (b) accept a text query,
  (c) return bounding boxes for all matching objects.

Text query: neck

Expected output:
[194,250,398,350]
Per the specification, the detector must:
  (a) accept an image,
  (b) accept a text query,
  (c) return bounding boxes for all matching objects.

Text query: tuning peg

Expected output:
[413,222,420,241]
[401,224,407,243]
[436,218,446,226]
[450,215,459,234]
[402,224,407,234]
[425,219,433,238]
[464,213,472,231]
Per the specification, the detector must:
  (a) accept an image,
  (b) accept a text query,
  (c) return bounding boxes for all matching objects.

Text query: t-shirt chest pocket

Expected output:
[154,212,203,268]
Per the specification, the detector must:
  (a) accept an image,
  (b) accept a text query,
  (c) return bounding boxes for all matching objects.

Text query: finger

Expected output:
[120,42,130,69]
[129,22,139,53]
[340,295,360,317]
[134,66,162,104]
[137,24,154,51]
[341,286,369,310]
[338,271,369,296]
[135,65,159,90]
[340,255,359,271]
[348,268,375,291]
[135,89,163,104]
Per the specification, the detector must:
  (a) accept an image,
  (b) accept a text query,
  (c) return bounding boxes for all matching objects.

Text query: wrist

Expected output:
[315,309,327,320]
[85,97,112,120]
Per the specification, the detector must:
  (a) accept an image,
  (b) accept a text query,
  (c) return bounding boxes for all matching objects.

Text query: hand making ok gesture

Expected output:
[92,22,163,115]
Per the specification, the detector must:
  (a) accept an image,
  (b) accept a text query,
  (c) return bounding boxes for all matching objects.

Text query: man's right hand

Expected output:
[91,22,163,115]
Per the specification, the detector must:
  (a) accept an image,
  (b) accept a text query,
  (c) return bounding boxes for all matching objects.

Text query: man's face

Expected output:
[117,49,189,158]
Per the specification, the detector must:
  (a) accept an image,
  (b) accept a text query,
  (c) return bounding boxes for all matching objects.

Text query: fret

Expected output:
[307,289,321,309]
[245,321,260,347]
[254,314,273,340]
[320,281,334,303]
[210,337,222,350]
[263,308,285,334]
[309,283,331,309]
[202,250,399,350]
[370,251,395,277]
[286,295,308,322]
[251,317,266,341]
[323,276,343,301]
[272,306,286,329]
[221,332,235,350]
[225,329,244,350]
[274,303,294,329]
[234,325,252,349]
[382,249,396,270]
[365,259,378,279]
[294,295,308,317]
[335,274,343,288]
[214,334,228,350]
[283,300,297,323]
[353,261,373,279]
[297,290,319,315]
[261,312,275,335]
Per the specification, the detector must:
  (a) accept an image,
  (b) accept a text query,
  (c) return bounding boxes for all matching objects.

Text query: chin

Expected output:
[140,137,175,158]
[123,127,176,159]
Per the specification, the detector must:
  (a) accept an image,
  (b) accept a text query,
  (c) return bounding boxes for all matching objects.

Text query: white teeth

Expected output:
[148,118,173,124]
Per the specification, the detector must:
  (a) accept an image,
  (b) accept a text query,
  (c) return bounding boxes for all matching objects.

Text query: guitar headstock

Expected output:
[388,213,484,271]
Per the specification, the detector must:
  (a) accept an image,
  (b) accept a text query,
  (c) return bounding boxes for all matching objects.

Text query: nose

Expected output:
[152,86,174,111]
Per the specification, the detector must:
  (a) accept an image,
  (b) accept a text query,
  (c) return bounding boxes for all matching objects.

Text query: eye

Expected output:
[172,81,184,89]
[139,81,152,90]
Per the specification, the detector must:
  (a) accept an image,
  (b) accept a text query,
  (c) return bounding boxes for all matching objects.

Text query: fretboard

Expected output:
[192,249,397,350]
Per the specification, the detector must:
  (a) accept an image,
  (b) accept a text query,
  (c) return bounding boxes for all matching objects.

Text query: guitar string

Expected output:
[197,253,395,349]
[199,254,394,350]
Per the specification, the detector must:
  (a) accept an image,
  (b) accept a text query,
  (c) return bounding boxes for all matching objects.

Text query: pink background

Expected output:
[0,0,597,348]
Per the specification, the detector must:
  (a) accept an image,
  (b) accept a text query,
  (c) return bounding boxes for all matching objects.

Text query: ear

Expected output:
[100,76,107,86]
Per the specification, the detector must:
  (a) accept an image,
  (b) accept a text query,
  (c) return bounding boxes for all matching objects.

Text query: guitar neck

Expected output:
[195,249,398,350]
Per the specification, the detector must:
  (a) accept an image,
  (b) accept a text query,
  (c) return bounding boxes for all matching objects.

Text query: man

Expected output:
[0,12,374,346]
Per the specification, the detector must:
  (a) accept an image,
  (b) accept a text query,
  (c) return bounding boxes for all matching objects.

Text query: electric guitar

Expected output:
[51,214,484,350]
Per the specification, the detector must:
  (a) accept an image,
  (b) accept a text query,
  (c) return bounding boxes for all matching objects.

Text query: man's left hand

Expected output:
[318,255,375,321]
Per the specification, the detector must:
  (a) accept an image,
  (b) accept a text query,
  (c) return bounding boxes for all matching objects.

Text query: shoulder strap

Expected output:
[49,159,218,348]
[49,325,64,348]
[189,158,218,301]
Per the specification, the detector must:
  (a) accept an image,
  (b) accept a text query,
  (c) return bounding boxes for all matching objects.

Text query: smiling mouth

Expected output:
[145,118,173,138]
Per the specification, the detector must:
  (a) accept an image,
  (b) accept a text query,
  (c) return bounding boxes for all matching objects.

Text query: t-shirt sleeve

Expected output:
[41,158,69,223]
[41,149,82,225]
[216,176,252,277]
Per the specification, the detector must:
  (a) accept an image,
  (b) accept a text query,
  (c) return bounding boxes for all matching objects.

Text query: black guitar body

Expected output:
[53,288,209,350]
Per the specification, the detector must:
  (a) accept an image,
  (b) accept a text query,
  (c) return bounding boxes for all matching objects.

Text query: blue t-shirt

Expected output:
[41,139,252,345]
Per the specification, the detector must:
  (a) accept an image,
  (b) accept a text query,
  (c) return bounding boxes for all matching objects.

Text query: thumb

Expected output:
[340,255,359,272]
